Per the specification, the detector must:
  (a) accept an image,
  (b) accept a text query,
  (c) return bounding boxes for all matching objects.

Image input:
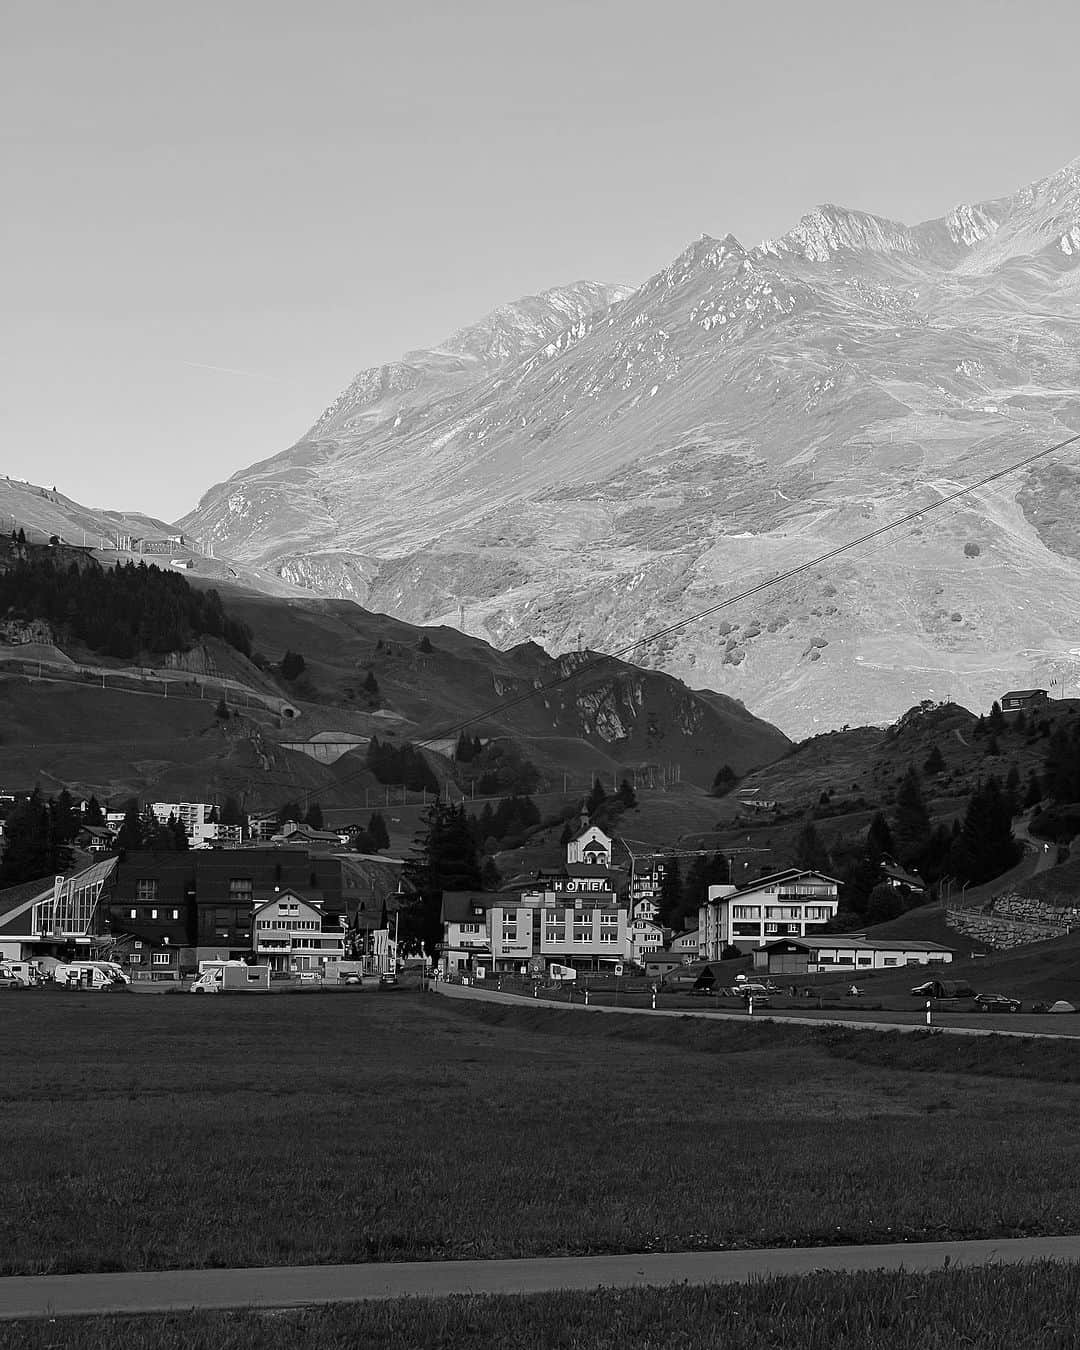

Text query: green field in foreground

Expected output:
[6,1265,1080,1349]
[2,989,1080,1275]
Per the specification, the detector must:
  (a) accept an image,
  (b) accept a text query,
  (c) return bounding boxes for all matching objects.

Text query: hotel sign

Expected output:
[549,878,610,894]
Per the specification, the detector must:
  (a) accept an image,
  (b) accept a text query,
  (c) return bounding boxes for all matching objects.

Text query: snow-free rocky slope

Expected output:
[183,159,1080,737]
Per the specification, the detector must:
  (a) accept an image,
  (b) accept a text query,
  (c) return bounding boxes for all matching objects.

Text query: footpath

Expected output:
[5,1238,1080,1320]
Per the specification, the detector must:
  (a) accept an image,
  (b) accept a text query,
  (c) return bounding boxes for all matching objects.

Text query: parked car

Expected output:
[974,993,1022,1013]
[910,979,975,999]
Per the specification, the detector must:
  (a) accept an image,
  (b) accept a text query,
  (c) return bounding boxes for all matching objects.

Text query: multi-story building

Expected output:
[439,825,631,974]
[699,869,840,958]
[252,890,345,973]
[628,914,665,963]
[105,848,348,978]
[628,861,666,921]
[440,893,492,972]
[150,802,242,848]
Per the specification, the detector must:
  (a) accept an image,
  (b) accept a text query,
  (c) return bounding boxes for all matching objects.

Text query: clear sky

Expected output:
[3,0,1079,522]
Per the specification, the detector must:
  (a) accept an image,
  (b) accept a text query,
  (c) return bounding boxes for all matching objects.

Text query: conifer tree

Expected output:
[923,744,946,776]
[892,765,931,866]
[0,789,63,885]
[368,811,390,850]
[402,800,482,954]
[115,798,144,853]
[657,856,682,930]
[793,819,828,872]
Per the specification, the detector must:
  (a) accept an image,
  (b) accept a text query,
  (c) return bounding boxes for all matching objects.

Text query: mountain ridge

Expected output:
[174,154,1080,736]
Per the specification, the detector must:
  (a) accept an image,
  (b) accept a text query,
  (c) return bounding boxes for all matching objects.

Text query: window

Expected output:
[151,952,170,965]
[545,928,562,943]
[171,909,179,920]
[733,906,760,920]
[150,909,158,920]
[764,923,779,934]
[135,880,158,901]
[129,953,142,963]
[230,879,254,902]
[128,909,137,919]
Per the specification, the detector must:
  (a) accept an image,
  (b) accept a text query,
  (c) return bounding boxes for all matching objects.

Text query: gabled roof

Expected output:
[1001,688,1047,700]
[760,936,953,953]
[251,888,323,918]
[735,867,841,895]
[881,863,925,888]
[440,891,494,924]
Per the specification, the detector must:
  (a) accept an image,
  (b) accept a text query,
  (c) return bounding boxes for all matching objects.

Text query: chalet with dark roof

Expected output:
[1000,689,1049,713]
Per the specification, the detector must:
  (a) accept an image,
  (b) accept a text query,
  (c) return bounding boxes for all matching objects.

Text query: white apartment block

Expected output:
[150,802,242,848]
[700,869,840,958]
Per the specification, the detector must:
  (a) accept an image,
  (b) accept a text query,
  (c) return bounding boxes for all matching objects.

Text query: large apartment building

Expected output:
[150,802,242,848]
[699,868,840,958]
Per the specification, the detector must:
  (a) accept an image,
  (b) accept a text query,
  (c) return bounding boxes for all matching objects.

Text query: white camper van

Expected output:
[1,961,46,988]
[52,962,114,990]
[190,963,271,994]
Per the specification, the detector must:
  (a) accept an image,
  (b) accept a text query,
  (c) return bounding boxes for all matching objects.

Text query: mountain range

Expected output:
[102,160,1080,733]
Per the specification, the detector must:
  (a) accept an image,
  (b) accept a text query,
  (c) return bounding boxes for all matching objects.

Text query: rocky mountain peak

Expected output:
[760,204,919,262]
[181,154,1080,738]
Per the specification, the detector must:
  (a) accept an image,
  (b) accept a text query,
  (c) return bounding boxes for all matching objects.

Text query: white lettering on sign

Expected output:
[551,878,609,893]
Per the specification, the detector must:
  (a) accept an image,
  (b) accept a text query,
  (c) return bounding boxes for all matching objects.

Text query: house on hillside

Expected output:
[880,862,926,896]
[699,869,840,958]
[270,820,348,847]
[1000,688,1049,714]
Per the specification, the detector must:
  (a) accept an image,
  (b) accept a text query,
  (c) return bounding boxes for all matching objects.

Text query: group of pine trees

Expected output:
[366,737,440,793]
[810,762,1024,926]
[468,793,541,851]
[0,546,252,660]
[657,851,729,935]
[454,738,542,796]
[559,778,637,837]
[0,787,82,885]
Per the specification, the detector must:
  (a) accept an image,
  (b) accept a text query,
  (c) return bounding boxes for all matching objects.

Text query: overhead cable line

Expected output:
[264,427,1080,800]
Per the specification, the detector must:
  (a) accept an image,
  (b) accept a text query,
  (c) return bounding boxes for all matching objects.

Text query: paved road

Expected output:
[433,981,1080,1037]
[4,1237,1080,1320]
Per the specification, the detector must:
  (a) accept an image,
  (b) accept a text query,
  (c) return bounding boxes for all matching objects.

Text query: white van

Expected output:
[2,961,45,987]
[53,962,114,990]
[190,963,271,994]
